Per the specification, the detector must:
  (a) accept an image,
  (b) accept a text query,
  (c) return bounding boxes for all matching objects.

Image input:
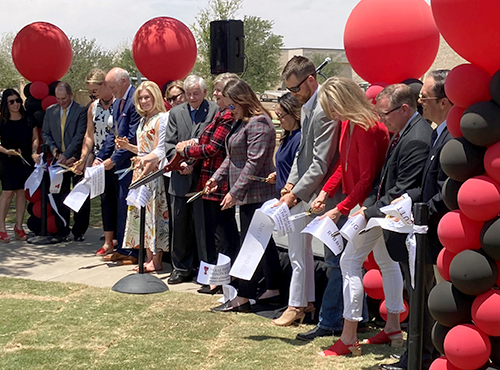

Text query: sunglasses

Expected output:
[7,98,22,105]
[167,93,184,103]
[275,111,289,120]
[286,75,311,93]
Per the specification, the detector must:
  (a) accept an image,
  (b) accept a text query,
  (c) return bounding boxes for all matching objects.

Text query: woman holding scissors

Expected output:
[0,89,40,242]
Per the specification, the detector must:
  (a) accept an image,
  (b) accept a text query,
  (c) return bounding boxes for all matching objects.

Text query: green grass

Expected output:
[0,277,404,370]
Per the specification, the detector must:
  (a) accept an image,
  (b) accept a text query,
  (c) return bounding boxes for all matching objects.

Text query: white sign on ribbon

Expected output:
[229,210,275,280]
[85,164,105,199]
[380,194,413,225]
[63,180,90,212]
[197,253,232,285]
[301,216,344,256]
[126,185,151,208]
[260,198,295,235]
[340,214,367,243]
[48,165,63,194]
[364,217,414,234]
[24,154,45,196]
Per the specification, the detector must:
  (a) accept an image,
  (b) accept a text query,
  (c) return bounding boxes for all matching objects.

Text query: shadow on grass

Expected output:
[245,334,310,346]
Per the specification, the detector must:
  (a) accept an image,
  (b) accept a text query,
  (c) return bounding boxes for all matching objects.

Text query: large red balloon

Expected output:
[431,0,500,75]
[436,248,457,282]
[30,81,49,100]
[379,299,409,322]
[438,210,483,254]
[484,142,500,184]
[12,22,72,84]
[444,324,491,370]
[472,289,500,337]
[132,17,197,87]
[363,268,384,300]
[446,106,465,138]
[344,0,439,84]
[457,175,500,222]
[444,64,492,108]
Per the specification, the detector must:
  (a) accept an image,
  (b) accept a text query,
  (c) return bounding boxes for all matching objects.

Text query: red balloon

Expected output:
[446,106,465,138]
[132,17,197,87]
[444,324,491,370]
[379,299,409,322]
[26,188,41,204]
[47,215,58,234]
[12,22,72,84]
[484,141,500,184]
[365,83,388,104]
[444,64,492,108]
[41,95,57,111]
[344,0,439,84]
[457,175,500,221]
[431,0,500,75]
[363,251,380,271]
[436,248,457,282]
[32,201,52,219]
[363,269,384,300]
[30,81,49,100]
[438,210,483,254]
[429,356,463,370]
[472,289,500,337]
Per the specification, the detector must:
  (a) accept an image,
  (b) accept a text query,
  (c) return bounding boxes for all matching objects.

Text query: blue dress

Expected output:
[275,129,301,199]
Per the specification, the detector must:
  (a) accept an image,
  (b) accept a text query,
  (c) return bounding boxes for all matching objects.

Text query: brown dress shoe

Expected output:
[102,252,121,262]
[116,256,138,265]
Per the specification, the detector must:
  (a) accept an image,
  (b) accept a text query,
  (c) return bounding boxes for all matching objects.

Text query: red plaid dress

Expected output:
[184,108,234,202]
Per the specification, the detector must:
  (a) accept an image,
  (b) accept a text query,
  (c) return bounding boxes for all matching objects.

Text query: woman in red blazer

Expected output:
[312,77,391,357]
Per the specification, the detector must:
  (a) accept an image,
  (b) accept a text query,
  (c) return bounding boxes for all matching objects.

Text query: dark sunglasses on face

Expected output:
[8,98,22,105]
[286,74,311,93]
[167,93,184,103]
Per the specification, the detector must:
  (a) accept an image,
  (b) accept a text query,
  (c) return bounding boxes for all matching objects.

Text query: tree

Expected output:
[114,48,140,84]
[309,53,344,83]
[0,32,23,89]
[191,0,284,93]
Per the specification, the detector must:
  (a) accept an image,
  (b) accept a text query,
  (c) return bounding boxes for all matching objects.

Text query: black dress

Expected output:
[0,117,34,190]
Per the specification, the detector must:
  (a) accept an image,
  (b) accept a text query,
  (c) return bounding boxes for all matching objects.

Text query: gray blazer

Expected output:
[165,99,218,196]
[287,91,342,208]
[41,101,87,160]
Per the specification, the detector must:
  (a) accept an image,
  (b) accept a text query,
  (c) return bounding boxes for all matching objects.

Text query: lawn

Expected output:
[0,277,404,370]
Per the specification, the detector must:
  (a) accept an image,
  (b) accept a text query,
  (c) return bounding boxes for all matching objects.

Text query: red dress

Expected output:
[322,120,389,215]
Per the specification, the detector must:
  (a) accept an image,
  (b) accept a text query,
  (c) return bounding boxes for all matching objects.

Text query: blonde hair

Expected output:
[319,77,378,130]
[165,80,184,99]
[85,69,107,85]
[134,81,166,117]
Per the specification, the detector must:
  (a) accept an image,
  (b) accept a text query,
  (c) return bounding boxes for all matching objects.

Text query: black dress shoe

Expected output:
[167,270,192,285]
[211,300,232,312]
[296,326,333,341]
[380,362,406,370]
[390,354,402,360]
[215,301,251,313]
[197,285,223,295]
[73,235,85,242]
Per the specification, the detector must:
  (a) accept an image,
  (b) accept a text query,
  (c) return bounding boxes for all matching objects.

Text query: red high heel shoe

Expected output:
[14,226,27,241]
[0,231,10,243]
[319,339,362,356]
[363,330,403,347]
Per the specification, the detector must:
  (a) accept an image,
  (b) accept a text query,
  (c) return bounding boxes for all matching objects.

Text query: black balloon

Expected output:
[480,216,500,261]
[461,101,500,147]
[491,336,500,366]
[431,322,452,354]
[428,281,474,327]
[27,202,34,217]
[27,215,41,234]
[33,110,45,128]
[490,68,500,107]
[23,83,32,98]
[442,177,462,211]
[48,81,60,96]
[440,137,486,182]
[25,96,42,113]
[403,78,423,101]
[449,249,498,296]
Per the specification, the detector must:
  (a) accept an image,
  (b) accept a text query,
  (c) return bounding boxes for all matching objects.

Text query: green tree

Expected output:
[114,48,139,84]
[0,32,23,89]
[191,0,283,93]
[309,53,344,83]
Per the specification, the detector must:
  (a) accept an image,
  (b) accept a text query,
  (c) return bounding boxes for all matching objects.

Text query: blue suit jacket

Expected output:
[97,86,141,171]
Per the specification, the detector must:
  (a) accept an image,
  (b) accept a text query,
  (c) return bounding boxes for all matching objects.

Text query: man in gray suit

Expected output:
[277,56,345,339]
[41,82,89,242]
[164,75,218,284]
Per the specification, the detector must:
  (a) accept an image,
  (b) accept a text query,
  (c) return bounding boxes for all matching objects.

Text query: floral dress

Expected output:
[123,113,169,253]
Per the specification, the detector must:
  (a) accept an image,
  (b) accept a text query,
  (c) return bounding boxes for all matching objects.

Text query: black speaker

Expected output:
[210,20,245,75]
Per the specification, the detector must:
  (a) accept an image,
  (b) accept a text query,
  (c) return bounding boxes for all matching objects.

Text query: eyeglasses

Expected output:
[275,111,289,120]
[378,105,402,119]
[167,93,184,103]
[88,88,99,95]
[286,75,311,93]
[7,98,22,105]
[418,93,439,101]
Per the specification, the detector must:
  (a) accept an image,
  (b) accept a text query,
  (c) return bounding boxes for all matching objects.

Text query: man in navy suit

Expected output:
[164,75,218,284]
[97,68,141,264]
[381,71,453,370]
[41,82,89,242]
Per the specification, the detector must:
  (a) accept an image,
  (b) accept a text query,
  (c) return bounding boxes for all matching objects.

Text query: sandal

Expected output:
[0,231,10,243]
[14,226,28,241]
[95,244,115,255]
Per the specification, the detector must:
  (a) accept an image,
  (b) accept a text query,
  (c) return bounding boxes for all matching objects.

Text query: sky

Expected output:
[0,0,366,51]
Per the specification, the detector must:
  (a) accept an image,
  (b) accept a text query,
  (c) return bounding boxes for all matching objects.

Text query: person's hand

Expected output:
[266,172,276,185]
[31,153,41,165]
[205,178,218,194]
[6,149,18,156]
[280,182,294,197]
[72,159,85,175]
[319,207,342,223]
[92,158,102,167]
[391,196,405,204]
[276,191,297,209]
[312,190,328,213]
[221,192,237,211]
[175,141,188,154]
[179,162,193,175]
[102,158,115,170]
[350,206,367,220]
[57,154,68,165]
[115,137,129,150]
[65,157,77,167]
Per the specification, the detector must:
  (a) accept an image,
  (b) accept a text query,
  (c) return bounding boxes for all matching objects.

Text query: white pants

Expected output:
[340,226,405,321]
[287,202,315,307]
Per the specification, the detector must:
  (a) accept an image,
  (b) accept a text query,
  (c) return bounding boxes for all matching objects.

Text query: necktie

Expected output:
[190,109,198,122]
[61,108,67,152]
[431,129,438,147]
[388,132,400,156]
[119,99,125,115]
[377,132,401,200]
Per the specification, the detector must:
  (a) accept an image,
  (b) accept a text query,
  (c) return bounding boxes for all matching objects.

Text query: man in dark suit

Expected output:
[165,75,218,284]
[381,71,453,370]
[41,82,89,242]
[97,68,141,264]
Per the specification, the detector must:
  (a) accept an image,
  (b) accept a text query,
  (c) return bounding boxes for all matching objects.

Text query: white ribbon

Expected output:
[197,253,231,286]
[24,154,45,196]
[301,216,344,256]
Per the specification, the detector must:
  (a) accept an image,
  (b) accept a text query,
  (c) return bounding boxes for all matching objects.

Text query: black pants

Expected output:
[237,202,282,299]
[170,194,206,275]
[203,199,240,264]
[53,172,90,237]
[100,168,117,234]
